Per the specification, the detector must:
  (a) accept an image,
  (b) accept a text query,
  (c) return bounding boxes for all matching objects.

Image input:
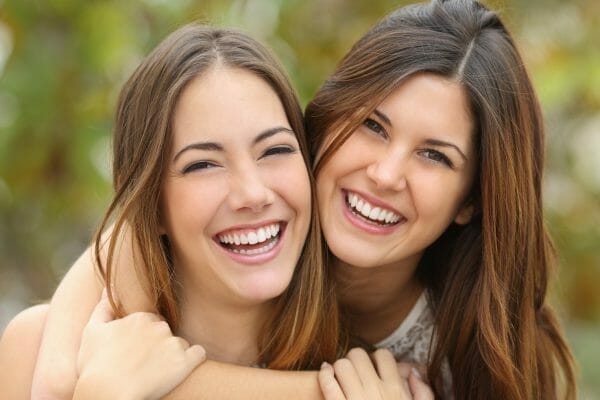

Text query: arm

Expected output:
[73,293,204,400]
[0,305,49,399]
[33,228,326,400]
[30,249,104,400]
[32,227,155,400]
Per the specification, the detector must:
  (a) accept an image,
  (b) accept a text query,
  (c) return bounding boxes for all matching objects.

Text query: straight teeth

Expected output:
[218,223,280,246]
[347,192,401,224]
[231,237,278,255]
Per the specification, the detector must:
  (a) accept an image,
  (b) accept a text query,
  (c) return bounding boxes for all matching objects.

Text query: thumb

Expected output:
[408,368,435,400]
[88,288,116,325]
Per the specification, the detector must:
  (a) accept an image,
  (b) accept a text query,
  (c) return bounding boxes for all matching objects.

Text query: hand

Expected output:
[318,348,434,400]
[75,290,206,400]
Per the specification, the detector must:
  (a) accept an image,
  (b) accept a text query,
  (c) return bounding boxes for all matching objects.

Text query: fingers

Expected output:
[319,362,346,400]
[185,344,206,367]
[332,357,365,398]
[408,369,435,400]
[345,348,380,393]
[372,349,399,384]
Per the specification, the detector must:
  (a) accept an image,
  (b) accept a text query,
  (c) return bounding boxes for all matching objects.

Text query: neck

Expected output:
[334,255,424,344]
[176,287,274,366]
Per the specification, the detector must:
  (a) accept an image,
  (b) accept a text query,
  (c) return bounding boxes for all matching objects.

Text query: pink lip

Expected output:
[340,190,404,235]
[214,223,286,266]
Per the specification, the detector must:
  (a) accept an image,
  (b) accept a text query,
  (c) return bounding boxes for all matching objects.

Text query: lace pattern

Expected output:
[375,292,454,399]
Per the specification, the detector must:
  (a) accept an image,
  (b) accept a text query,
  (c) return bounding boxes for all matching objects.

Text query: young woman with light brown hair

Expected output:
[0,23,348,399]
[2,0,576,399]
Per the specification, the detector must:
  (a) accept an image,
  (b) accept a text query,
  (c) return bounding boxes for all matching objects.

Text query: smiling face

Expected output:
[160,66,311,307]
[316,73,477,269]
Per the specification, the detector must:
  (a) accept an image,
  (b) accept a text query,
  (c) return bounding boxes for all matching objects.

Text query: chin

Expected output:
[235,275,292,304]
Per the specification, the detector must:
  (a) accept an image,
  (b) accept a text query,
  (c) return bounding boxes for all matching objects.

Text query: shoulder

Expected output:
[0,304,49,399]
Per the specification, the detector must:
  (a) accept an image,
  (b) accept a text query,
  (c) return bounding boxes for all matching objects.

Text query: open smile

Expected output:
[342,190,405,234]
[214,222,286,263]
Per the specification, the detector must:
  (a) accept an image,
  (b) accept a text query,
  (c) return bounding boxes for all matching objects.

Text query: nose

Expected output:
[228,165,274,212]
[366,150,408,191]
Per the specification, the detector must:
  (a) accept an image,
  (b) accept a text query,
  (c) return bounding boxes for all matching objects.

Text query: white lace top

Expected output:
[375,292,454,399]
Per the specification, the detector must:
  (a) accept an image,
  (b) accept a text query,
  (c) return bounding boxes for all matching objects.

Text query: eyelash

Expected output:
[181,146,296,174]
[363,118,388,139]
[182,161,217,174]
[364,117,455,168]
[419,149,454,168]
[261,145,296,158]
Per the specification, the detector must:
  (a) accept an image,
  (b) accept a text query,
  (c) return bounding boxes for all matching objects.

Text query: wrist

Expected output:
[74,370,140,400]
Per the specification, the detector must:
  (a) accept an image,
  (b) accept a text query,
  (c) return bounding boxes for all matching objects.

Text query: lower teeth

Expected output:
[231,236,278,255]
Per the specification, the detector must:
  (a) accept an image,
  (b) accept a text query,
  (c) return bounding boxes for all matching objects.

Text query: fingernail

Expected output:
[411,367,423,380]
[101,287,108,298]
[321,361,330,369]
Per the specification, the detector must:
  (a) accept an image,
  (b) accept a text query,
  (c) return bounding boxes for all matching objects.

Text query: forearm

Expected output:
[165,361,324,400]
[31,249,104,400]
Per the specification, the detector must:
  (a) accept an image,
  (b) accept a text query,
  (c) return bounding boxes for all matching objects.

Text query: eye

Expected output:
[363,118,388,139]
[261,145,296,158]
[419,149,454,168]
[182,161,218,174]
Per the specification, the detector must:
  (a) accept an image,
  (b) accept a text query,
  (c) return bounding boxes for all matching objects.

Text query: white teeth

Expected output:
[377,210,388,221]
[257,228,266,242]
[361,203,371,218]
[369,207,381,220]
[346,192,401,225]
[231,236,278,255]
[218,223,281,246]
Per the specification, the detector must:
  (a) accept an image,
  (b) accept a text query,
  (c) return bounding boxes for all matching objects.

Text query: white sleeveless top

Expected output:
[375,292,454,399]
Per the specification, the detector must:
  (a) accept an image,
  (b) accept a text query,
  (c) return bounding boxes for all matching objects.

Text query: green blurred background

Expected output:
[0,0,598,397]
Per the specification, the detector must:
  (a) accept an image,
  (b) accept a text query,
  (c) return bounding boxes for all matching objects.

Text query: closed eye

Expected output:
[419,149,454,168]
[363,118,388,139]
[182,161,219,174]
[261,145,296,158]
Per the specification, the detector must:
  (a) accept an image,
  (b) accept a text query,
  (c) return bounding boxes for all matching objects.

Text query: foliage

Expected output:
[1,0,598,396]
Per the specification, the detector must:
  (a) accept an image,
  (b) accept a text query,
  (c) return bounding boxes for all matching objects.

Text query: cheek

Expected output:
[161,179,225,235]
[411,171,470,219]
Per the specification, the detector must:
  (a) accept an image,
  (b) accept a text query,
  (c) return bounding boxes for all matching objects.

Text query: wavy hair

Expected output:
[306,0,576,397]
[95,24,341,370]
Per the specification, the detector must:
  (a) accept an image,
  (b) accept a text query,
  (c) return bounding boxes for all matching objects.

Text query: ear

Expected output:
[454,202,474,225]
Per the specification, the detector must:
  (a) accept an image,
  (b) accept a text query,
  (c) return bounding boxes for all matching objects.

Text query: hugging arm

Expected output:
[31,228,325,400]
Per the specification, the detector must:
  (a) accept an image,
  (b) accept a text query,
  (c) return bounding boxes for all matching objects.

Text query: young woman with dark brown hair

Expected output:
[1,0,576,399]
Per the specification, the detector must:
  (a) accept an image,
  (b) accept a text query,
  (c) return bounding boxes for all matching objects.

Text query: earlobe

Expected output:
[454,203,474,225]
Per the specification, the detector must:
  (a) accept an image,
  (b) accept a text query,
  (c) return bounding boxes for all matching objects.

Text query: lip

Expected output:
[213,220,287,265]
[340,190,404,235]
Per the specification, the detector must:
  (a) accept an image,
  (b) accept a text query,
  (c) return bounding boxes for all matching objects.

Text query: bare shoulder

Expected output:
[0,304,49,399]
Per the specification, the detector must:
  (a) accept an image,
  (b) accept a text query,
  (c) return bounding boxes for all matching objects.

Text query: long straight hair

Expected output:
[306,0,576,397]
[95,24,341,370]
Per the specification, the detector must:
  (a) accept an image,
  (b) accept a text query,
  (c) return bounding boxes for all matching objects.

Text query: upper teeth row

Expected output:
[347,193,401,223]
[218,224,280,245]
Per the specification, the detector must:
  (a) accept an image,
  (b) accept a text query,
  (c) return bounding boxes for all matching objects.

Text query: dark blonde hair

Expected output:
[306,0,576,397]
[95,24,340,370]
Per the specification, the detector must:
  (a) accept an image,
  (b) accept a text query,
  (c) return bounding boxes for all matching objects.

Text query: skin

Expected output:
[0,65,316,399]
[159,66,311,365]
[0,73,472,399]
[321,73,477,345]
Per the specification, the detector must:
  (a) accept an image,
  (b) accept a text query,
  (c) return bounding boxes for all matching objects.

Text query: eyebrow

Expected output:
[373,108,468,161]
[172,126,295,162]
[425,139,468,161]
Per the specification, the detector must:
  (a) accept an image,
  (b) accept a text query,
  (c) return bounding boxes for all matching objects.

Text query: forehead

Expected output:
[378,73,474,145]
[171,66,290,147]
